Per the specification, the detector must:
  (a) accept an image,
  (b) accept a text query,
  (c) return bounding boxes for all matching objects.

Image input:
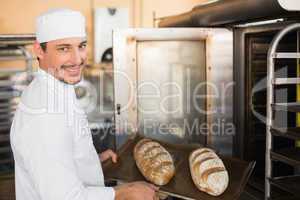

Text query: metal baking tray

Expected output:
[102,135,255,200]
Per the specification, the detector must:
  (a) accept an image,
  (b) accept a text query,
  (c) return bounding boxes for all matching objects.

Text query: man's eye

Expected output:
[58,47,69,52]
[79,44,87,49]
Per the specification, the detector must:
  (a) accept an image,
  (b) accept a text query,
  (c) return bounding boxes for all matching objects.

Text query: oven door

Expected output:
[113,28,233,154]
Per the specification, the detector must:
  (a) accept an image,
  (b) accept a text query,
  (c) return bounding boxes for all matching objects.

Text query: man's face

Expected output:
[35,37,87,85]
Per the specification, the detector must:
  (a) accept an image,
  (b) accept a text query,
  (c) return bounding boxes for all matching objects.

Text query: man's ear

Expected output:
[33,41,44,60]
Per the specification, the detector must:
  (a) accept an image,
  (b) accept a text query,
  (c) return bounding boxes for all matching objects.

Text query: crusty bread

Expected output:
[133,139,175,185]
[189,148,229,196]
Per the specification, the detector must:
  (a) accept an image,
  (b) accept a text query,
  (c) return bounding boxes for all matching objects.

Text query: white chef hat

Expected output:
[36,8,86,43]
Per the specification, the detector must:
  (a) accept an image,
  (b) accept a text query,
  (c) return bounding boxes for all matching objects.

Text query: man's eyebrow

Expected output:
[55,41,87,48]
[55,44,72,48]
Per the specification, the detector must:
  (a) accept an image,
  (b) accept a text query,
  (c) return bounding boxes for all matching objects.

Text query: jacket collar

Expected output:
[34,67,79,116]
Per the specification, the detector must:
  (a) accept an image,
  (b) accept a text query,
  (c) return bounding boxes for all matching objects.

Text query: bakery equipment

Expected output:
[109,27,255,200]
[159,1,300,199]
[113,28,233,154]
[0,34,35,172]
[103,135,255,200]
[111,1,300,199]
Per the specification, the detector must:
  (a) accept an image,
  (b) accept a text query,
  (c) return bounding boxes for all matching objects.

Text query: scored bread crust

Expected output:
[189,148,229,196]
[134,139,175,185]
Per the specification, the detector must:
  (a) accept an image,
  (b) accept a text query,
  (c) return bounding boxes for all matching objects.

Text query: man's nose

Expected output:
[70,49,82,66]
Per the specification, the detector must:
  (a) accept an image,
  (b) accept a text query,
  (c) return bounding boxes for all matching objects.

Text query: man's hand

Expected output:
[114,181,159,200]
[99,149,117,163]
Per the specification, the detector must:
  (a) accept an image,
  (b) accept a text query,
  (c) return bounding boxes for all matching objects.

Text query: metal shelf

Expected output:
[0,91,20,100]
[272,52,300,59]
[0,113,14,120]
[0,34,35,46]
[273,78,300,85]
[0,158,13,165]
[0,134,9,142]
[0,102,17,109]
[0,107,16,114]
[271,127,300,140]
[272,102,300,112]
[269,196,300,200]
[0,147,11,154]
[270,176,300,197]
[0,67,26,74]
[0,56,34,61]
[0,126,11,132]
[271,148,300,166]
[265,23,300,200]
[0,34,34,172]
[0,80,14,87]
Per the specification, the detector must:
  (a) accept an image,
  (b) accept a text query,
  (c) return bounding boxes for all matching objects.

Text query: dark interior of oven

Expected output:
[234,23,300,198]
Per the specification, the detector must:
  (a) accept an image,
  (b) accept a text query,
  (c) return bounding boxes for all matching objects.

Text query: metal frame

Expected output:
[113,28,233,151]
[265,23,300,200]
[113,28,211,148]
[0,35,35,169]
[233,20,296,159]
[159,0,300,28]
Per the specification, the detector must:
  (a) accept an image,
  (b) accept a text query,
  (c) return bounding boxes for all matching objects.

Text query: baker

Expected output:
[10,8,158,200]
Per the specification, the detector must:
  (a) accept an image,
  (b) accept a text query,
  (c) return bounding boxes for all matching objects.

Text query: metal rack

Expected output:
[0,34,35,171]
[266,24,300,200]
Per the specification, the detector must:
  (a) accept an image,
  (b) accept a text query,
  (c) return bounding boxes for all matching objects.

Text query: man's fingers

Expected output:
[147,183,159,191]
[111,153,117,163]
[137,181,159,191]
[102,149,118,163]
[110,150,117,163]
[108,150,117,163]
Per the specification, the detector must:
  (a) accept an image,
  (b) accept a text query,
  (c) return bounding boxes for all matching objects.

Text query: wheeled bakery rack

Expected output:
[265,23,300,200]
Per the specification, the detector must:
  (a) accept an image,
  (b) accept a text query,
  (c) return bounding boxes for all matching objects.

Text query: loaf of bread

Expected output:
[133,138,175,185]
[189,148,229,196]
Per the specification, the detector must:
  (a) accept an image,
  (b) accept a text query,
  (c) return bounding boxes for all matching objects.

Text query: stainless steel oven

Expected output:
[155,0,300,199]
[112,28,233,156]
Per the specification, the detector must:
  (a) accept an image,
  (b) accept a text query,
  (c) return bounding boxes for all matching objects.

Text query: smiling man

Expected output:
[10,9,158,200]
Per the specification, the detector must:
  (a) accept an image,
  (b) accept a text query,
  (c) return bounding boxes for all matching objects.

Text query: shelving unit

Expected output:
[265,24,300,200]
[0,34,35,172]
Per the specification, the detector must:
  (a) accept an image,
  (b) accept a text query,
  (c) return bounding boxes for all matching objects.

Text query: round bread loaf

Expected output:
[189,148,229,196]
[134,138,175,185]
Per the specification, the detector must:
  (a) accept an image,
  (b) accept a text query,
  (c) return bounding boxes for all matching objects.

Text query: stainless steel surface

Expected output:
[0,80,14,87]
[0,102,17,108]
[0,56,34,61]
[232,20,297,165]
[82,65,115,125]
[137,40,206,144]
[273,52,300,58]
[0,147,10,154]
[159,0,300,27]
[0,49,23,56]
[18,46,33,75]
[113,28,233,154]
[273,78,300,85]
[0,34,35,170]
[0,91,20,99]
[206,29,233,155]
[265,23,300,200]
[0,34,35,46]
[0,67,28,73]
[103,135,255,200]
[0,34,35,39]
[0,135,9,142]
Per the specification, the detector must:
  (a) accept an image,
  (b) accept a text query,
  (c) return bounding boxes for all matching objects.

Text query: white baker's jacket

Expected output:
[10,68,115,200]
